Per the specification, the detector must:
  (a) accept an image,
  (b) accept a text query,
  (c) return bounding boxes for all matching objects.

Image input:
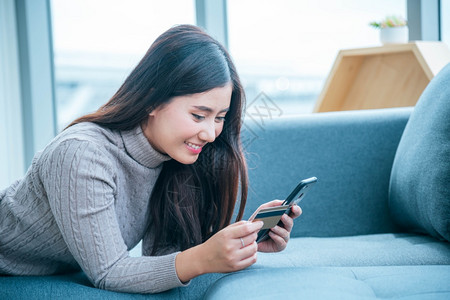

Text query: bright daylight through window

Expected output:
[227,0,406,115]
[51,0,196,130]
[51,0,407,130]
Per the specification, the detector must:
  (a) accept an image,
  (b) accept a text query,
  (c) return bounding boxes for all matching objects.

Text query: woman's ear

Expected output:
[148,102,165,117]
[148,106,159,117]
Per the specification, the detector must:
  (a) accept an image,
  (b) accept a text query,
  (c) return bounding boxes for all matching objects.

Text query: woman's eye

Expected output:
[192,114,205,120]
[215,116,226,123]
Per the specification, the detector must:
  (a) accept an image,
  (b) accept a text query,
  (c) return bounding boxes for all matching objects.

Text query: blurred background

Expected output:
[1,0,449,189]
[50,0,407,130]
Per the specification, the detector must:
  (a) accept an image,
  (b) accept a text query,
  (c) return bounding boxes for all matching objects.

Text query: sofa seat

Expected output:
[206,233,450,299]
[3,234,448,300]
[204,265,450,299]
[0,272,226,300]
[256,233,450,268]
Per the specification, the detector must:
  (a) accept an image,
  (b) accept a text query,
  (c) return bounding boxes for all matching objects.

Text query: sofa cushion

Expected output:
[0,272,225,300]
[389,63,450,241]
[204,266,450,299]
[255,233,450,268]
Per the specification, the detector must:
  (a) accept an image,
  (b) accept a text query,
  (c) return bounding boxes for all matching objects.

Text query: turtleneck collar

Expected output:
[120,124,171,168]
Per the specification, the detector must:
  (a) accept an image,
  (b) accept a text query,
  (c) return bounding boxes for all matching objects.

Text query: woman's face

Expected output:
[142,83,232,164]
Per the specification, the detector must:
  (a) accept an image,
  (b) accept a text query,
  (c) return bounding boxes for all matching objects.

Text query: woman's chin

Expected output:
[173,154,199,165]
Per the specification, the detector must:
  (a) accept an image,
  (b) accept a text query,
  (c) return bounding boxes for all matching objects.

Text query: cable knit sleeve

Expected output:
[41,139,187,293]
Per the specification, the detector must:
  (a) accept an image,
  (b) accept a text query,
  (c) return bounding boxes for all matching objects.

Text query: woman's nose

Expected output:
[198,120,216,143]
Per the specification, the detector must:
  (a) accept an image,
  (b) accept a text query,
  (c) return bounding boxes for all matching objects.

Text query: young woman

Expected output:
[0,25,301,294]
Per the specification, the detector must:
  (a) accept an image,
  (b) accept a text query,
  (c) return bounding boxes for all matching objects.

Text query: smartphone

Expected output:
[250,176,317,243]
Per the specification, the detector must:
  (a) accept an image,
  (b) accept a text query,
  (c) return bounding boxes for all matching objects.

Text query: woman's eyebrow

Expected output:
[193,106,229,113]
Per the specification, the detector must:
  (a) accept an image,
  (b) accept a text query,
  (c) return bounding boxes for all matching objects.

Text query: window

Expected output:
[227,0,407,115]
[51,0,196,131]
[442,0,450,44]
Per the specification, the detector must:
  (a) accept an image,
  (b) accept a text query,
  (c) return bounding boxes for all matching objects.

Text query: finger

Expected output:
[237,241,258,259]
[268,231,287,250]
[228,220,248,227]
[280,214,294,232]
[238,232,258,248]
[270,225,290,242]
[229,221,263,238]
[259,199,284,210]
[289,205,302,219]
[235,251,258,270]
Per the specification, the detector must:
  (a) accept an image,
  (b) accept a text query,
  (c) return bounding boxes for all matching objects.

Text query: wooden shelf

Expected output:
[313,42,450,112]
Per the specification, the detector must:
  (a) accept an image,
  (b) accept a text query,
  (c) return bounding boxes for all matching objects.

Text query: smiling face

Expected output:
[142,83,232,164]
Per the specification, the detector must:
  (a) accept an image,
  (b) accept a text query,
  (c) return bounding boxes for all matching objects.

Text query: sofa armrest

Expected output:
[241,107,412,237]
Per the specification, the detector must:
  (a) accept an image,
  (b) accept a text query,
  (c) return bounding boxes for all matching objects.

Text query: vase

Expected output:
[380,26,409,44]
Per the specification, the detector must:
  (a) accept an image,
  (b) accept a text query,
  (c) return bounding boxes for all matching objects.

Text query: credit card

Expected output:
[252,205,289,230]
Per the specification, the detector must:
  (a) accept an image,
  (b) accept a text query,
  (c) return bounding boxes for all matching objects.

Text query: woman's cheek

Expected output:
[215,123,224,137]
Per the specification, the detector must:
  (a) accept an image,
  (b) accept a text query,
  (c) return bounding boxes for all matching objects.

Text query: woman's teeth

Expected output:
[186,142,201,150]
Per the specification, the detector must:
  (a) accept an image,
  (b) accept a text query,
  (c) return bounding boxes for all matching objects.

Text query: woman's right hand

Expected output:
[201,220,263,273]
[175,220,263,282]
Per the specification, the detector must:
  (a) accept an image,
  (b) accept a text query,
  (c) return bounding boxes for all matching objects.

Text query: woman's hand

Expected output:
[255,200,302,253]
[175,220,263,282]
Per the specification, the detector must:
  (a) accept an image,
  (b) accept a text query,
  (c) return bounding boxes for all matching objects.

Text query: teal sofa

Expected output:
[2,64,450,299]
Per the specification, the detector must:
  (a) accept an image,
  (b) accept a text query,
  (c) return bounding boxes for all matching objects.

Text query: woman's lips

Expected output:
[185,142,203,154]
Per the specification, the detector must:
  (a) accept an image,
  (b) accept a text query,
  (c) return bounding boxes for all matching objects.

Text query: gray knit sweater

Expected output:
[0,122,189,293]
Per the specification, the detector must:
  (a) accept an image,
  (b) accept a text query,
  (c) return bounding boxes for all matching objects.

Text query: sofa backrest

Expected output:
[239,107,411,237]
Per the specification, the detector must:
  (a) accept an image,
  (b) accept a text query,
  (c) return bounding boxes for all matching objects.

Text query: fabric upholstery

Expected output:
[255,233,450,268]
[241,108,411,237]
[389,63,450,241]
[204,266,450,300]
[0,272,225,300]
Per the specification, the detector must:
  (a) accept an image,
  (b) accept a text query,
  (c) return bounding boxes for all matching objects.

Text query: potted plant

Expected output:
[370,16,408,44]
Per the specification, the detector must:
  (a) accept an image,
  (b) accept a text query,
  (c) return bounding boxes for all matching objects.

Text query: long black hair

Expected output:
[67,25,248,254]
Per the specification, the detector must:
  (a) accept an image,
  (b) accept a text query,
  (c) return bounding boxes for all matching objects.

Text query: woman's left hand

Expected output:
[256,200,302,253]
